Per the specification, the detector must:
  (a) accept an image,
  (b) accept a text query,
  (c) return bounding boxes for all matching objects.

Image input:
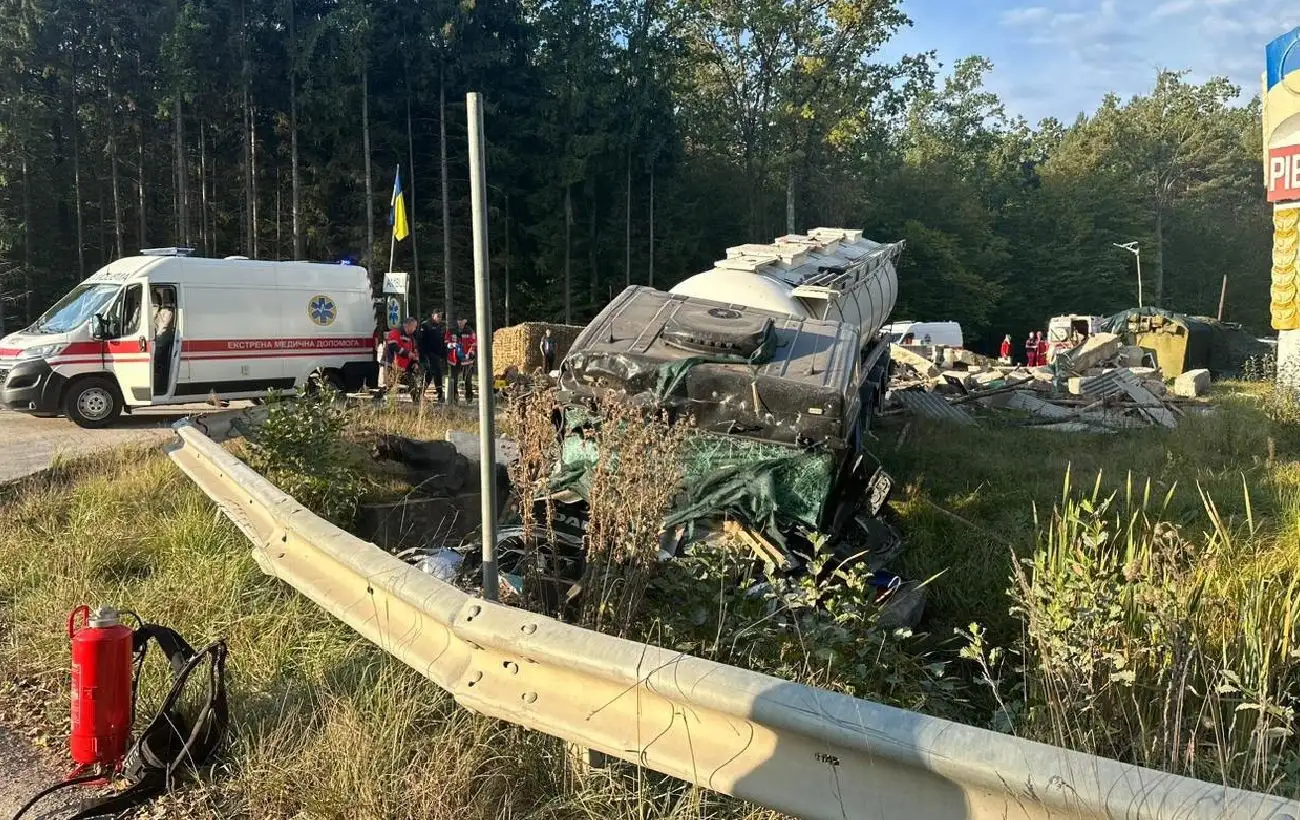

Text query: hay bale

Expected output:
[492,322,583,375]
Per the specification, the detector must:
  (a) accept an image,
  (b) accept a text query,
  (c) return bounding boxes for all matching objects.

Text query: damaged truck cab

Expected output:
[551,228,905,570]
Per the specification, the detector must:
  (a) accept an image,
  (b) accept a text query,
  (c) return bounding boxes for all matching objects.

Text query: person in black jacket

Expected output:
[539,328,558,373]
[417,311,447,402]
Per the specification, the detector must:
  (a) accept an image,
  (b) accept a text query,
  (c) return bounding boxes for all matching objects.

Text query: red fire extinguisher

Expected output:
[68,604,134,781]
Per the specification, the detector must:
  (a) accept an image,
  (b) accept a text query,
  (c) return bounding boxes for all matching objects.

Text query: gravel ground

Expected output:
[0,405,246,484]
[0,728,84,819]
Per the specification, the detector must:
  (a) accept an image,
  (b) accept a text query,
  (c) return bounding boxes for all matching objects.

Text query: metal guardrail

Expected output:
[166,422,1300,820]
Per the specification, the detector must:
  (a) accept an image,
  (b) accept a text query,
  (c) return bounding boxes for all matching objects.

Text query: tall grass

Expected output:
[1012,471,1300,794]
[0,448,784,819]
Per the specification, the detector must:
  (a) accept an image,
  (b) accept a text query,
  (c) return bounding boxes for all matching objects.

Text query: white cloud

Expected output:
[1152,0,1196,19]
[989,0,1300,119]
[1001,6,1050,26]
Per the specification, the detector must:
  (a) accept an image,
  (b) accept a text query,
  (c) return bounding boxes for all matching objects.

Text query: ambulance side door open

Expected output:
[99,282,153,405]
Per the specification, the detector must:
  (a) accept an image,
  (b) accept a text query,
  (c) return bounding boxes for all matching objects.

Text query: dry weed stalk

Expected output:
[504,384,562,544]
[580,396,691,637]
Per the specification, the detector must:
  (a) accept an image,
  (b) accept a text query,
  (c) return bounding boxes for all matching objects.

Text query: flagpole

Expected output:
[389,164,399,276]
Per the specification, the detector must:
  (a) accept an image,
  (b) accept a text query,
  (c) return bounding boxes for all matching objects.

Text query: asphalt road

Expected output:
[0,405,239,484]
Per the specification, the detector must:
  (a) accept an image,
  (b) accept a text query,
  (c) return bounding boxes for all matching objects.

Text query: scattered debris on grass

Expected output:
[888,337,1211,433]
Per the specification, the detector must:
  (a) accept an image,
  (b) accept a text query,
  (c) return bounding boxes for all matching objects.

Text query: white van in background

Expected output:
[883,320,964,348]
[0,249,380,427]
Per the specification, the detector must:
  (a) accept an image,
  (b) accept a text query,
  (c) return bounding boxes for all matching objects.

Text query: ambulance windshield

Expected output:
[30,283,120,334]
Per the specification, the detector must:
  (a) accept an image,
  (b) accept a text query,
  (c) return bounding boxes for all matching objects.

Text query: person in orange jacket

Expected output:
[445,318,478,403]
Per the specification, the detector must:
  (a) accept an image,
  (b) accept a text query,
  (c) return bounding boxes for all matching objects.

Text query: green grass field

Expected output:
[1,386,1298,814]
[0,414,780,819]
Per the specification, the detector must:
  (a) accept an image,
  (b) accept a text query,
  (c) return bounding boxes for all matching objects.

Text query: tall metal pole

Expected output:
[1218,274,1228,321]
[1135,248,1143,308]
[467,92,498,601]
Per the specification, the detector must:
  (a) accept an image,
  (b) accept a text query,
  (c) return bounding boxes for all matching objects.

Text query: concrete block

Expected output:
[1143,379,1167,397]
[1030,366,1056,382]
[1172,368,1211,398]
[1068,332,1122,372]
[891,344,941,378]
[1117,345,1145,368]
[942,370,973,389]
[972,371,1005,387]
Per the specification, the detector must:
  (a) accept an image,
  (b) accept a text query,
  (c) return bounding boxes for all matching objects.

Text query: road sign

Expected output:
[387,297,401,328]
[383,272,409,295]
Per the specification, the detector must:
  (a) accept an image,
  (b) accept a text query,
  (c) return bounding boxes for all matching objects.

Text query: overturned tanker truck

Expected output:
[504,228,907,591]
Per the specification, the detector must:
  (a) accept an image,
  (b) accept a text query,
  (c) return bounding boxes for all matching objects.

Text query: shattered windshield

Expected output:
[28,284,120,334]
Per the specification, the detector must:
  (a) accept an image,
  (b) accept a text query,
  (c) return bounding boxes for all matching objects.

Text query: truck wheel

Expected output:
[64,376,122,429]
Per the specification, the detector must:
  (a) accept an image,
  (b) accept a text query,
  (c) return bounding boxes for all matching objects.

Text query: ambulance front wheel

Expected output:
[64,376,122,429]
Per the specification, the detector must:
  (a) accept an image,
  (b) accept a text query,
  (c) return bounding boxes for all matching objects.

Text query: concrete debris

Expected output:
[1029,366,1056,382]
[1117,345,1146,368]
[888,333,1208,432]
[890,344,941,378]
[941,370,973,390]
[1066,332,1122,372]
[1172,368,1211,398]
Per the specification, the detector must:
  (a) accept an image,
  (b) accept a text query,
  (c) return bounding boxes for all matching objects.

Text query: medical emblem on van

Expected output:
[308,295,337,326]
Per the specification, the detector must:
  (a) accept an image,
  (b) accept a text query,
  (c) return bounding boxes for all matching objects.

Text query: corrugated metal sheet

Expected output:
[1077,368,1139,398]
[894,390,976,425]
[1008,391,1077,418]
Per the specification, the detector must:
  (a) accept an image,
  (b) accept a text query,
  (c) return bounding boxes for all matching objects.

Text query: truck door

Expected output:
[103,282,153,405]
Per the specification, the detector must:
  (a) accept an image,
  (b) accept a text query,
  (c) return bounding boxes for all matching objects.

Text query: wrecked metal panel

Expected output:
[559,286,862,449]
[1007,391,1077,419]
[894,390,976,426]
[1076,369,1139,398]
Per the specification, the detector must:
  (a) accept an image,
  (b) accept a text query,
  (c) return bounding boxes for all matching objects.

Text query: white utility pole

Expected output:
[1113,241,1143,308]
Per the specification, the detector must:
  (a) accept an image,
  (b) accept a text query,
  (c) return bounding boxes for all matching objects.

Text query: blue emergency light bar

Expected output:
[139,247,196,257]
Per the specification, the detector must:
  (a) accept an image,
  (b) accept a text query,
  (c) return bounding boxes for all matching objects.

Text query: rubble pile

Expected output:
[887,334,1211,433]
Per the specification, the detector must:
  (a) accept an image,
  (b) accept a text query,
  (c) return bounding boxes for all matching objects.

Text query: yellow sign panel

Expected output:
[1263,28,1300,329]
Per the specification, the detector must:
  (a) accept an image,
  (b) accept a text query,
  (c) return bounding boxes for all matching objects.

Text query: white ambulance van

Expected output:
[0,250,380,428]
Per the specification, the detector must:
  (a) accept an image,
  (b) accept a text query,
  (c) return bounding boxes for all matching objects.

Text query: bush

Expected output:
[246,389,370,527]
[640,536,968,718]
[1006,471,1300,794]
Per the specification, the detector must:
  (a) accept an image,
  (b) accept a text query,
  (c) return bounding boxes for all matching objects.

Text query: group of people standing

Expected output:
[998,332,1049,367]
[381,311,478,403]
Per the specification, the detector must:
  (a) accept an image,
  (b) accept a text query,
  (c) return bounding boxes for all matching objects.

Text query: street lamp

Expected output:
[1113,241,1143,308]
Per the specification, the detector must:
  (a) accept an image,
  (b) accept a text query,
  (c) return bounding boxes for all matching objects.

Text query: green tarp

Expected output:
[550,409,835,540]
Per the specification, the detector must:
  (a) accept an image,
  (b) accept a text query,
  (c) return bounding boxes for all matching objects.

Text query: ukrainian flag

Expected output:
[390,166,410,242]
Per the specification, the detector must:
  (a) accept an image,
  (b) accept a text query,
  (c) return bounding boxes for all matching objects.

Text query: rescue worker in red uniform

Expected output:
[384,317,423,401]
[445,318,478,404]
[1025,332,1038,367]
[1035,331,1049,368]
[999,334,1012,364]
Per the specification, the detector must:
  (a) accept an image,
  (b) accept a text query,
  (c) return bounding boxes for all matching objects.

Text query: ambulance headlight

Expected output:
[14,344,65,361]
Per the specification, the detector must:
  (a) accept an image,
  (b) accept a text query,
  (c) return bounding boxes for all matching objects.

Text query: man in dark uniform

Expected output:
[417,310,447,402]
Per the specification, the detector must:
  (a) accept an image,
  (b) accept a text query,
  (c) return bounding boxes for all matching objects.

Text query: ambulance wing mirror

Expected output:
[91,314,109,340]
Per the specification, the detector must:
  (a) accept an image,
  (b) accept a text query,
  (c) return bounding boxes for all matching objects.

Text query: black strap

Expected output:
[67,629,228,820]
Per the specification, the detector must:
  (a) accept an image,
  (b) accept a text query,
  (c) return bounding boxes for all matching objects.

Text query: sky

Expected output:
[882,0,1300,123]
